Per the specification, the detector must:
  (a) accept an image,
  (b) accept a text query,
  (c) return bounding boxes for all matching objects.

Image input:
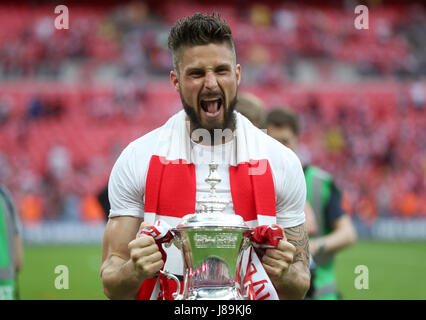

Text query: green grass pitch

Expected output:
[16,241,426,300]
[334,241,426,299]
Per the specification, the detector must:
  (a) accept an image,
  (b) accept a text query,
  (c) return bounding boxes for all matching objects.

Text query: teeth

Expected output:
[206,110,221,117]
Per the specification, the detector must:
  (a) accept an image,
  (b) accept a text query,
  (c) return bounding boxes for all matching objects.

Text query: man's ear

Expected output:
[236,64,242,86]
[170,70,179,92]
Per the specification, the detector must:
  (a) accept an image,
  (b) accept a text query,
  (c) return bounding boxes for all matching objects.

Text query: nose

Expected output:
[204,71,219,91]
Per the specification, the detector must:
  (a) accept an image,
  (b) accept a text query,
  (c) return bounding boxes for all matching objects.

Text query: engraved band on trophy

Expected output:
[161,162,251,300]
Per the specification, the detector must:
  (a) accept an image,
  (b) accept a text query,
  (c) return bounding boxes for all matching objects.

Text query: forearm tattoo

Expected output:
[284,223,310,272]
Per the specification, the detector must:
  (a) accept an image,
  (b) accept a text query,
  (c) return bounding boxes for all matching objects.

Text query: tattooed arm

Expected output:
[262,223,311,300]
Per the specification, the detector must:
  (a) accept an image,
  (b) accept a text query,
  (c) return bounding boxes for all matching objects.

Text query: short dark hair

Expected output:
[168,13,235,71]
[266,108,300,136]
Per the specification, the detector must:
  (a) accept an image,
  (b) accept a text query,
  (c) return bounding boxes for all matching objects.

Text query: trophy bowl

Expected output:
[170,212,251,300]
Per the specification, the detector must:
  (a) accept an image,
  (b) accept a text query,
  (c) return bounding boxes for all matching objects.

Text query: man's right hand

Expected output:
[127,222,164,280]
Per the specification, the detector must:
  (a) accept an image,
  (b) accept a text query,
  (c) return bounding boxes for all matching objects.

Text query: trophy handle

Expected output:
[159,270,183,300]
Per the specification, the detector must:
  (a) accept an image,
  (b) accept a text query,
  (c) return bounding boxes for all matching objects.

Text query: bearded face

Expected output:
[170,43,241,141]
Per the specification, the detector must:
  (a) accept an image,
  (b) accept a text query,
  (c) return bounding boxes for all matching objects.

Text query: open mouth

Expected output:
[200,97,223,118]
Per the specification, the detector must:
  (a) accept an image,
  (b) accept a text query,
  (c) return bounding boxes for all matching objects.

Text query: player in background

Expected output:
[265,107,357,300]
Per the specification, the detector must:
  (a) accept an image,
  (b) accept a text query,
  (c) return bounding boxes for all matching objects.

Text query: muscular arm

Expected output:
[101,216,165,300]
[101,216,143,299]
[267,223,311,300]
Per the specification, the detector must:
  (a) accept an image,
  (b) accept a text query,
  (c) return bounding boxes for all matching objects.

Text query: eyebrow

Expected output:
[185,67,204,75]
[184,63,232,75]
[215,63,232,70]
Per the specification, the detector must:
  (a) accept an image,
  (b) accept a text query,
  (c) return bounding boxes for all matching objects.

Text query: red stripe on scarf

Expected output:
[230,159,276,221]
[136,278,157,300]
[145,155,196,218]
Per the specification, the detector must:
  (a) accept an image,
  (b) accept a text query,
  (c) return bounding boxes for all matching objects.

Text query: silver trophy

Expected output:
[161,162,251,300]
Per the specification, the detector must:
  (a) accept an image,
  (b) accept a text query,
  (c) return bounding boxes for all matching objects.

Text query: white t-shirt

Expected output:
[108,130,306,228]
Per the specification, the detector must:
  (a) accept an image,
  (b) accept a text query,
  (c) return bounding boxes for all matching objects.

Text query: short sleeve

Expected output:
[274,147,307,228]
[108,143,145,218]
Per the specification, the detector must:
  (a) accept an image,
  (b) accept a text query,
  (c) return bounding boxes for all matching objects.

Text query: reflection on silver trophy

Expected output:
[161,162,252,300]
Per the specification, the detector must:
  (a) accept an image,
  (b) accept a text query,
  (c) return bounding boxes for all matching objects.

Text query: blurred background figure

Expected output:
[0,185,23,300]
[266,108,357,299]
[235,92,266,128]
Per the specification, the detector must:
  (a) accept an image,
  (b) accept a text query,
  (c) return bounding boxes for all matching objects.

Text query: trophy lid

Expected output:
[175,212,249,230]
[196,162,230,213]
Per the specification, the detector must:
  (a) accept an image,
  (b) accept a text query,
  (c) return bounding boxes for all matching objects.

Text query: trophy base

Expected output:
[187,286,245,300]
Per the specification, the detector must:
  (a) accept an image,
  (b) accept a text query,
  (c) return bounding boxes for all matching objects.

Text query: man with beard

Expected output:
[101,13,310,300]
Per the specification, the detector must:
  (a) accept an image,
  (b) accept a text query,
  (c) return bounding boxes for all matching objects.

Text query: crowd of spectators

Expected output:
[0,1,425,82]
[0,1,424,225]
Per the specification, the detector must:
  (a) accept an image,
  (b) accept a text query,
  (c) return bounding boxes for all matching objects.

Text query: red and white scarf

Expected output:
[136,110,281,300]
